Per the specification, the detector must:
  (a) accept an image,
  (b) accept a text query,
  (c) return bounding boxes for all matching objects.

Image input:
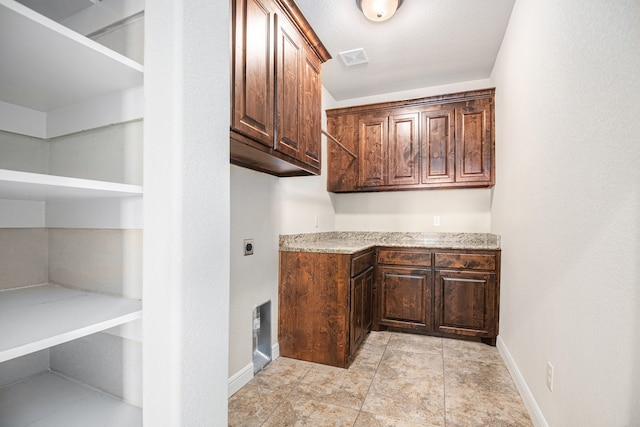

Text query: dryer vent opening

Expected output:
[252,300,272,374]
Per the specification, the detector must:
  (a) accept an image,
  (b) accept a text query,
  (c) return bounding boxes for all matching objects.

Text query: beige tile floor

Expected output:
[229,331,532,426]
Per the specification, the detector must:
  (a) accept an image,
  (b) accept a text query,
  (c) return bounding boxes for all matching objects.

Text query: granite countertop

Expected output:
[279,231,501,254]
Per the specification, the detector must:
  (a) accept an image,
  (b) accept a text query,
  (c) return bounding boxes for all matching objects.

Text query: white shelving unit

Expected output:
[0,169,143,201]
[0,1,144,425]
[0,0,143,113]
[0,372,142,427]
[0,284,142,363]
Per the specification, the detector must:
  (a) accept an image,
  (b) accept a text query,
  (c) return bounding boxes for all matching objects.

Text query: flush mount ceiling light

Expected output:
[356,0,403,22]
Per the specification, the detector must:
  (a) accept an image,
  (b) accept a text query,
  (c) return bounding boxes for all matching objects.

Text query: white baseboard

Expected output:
[497,335,549,427]
[227,342,280,398]
[227,362,253,398]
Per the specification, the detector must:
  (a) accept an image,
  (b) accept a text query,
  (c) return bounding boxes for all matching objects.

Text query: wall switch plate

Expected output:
[546,361,554,391]
[243,239,254,256]
[433,215,441,226]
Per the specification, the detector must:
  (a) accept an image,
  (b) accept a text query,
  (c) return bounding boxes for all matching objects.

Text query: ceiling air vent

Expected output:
[339,48,369,66]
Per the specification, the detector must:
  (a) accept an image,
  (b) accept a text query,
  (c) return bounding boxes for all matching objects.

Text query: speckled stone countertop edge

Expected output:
[279,232,501,254]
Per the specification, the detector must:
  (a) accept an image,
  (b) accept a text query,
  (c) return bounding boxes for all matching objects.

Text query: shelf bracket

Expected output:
[322,130,358,160]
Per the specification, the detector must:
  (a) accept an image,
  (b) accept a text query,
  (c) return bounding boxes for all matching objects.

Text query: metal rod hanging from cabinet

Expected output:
[322,130,358,159]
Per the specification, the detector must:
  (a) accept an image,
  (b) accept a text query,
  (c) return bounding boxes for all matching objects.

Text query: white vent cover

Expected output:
[339,48,369,66]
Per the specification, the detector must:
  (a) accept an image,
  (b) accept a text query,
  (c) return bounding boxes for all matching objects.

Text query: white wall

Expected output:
[331,79,495,233]
[490,0,640,425]
[334,189,491,232]
[48,120,143,185]
[229,165,280,378]
[144,0,230,425]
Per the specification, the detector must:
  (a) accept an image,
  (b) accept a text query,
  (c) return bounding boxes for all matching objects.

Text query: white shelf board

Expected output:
[0,371,141,427]
[0,284,142,363]
[0,0,143,112]
[0,169,143,201]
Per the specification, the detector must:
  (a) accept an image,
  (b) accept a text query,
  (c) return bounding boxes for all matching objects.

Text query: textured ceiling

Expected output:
[295,0,515,100]
[14,0,515,102]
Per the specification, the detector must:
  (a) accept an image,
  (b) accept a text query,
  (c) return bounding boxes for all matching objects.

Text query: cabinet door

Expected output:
[327,114,359,191]
[274,14,321,171]
[434,270,496,337]
[358,114,387,187]
[389,113,419,186]
[275,13,303,158]
[363,267,374,333]
[300,49,322,169]
[350,268,366,356]
[455,100,493,184]
[378,266,433,331]
[231,0,275,147]
[421,108,455,184]
[351,266,374,355]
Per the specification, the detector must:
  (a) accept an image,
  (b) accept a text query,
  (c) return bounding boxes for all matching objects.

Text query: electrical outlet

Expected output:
[546,361,554,391]
[433,215,441,226]
[243,239,254,256]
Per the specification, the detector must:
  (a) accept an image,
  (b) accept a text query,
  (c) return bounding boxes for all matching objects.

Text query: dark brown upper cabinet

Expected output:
[231,0,330,177]
[357,112,420,188]
[326,89,495,192]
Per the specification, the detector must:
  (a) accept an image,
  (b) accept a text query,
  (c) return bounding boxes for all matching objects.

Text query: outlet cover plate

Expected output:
[243,239,254,256]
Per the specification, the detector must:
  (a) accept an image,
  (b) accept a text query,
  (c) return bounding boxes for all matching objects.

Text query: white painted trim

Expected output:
[227,363,253,398]
[497,335,549,427]
[227,343,280,398]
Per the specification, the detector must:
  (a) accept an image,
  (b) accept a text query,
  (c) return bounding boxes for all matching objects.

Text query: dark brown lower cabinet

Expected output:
[435,270,496,342]
[378,266,432,332]
[279,246,500,369]
[434,250,500,345]
[350,266,374,357]
[279,249,374,368]
[374,247,500,345]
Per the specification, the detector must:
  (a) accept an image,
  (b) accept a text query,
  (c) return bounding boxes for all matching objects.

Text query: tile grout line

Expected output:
[352,333,390,426]
[258,361,314,427]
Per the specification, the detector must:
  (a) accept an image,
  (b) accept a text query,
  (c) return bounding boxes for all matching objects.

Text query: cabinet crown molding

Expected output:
[327,88,496,117]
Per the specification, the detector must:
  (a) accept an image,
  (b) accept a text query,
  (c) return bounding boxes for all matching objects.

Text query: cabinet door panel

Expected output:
[434,252,496,271]
[389,113,419,186]
[358,115,387,187]
[435,270,495,337]
[421,109,455,184]
[300,50,322,169]
[350,273,364,355]
[327,114,358,191]
[350,267,373,356]
[379,266,432,330]
[352,250,375,276]
[377,249,431,267]
[275,14,302,157]
[232,0,274,147]
[455,102,492,183]
[363,267,374,332]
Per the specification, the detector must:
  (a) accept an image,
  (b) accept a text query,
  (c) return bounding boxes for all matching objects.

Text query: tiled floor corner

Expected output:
[228,331,532,426]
